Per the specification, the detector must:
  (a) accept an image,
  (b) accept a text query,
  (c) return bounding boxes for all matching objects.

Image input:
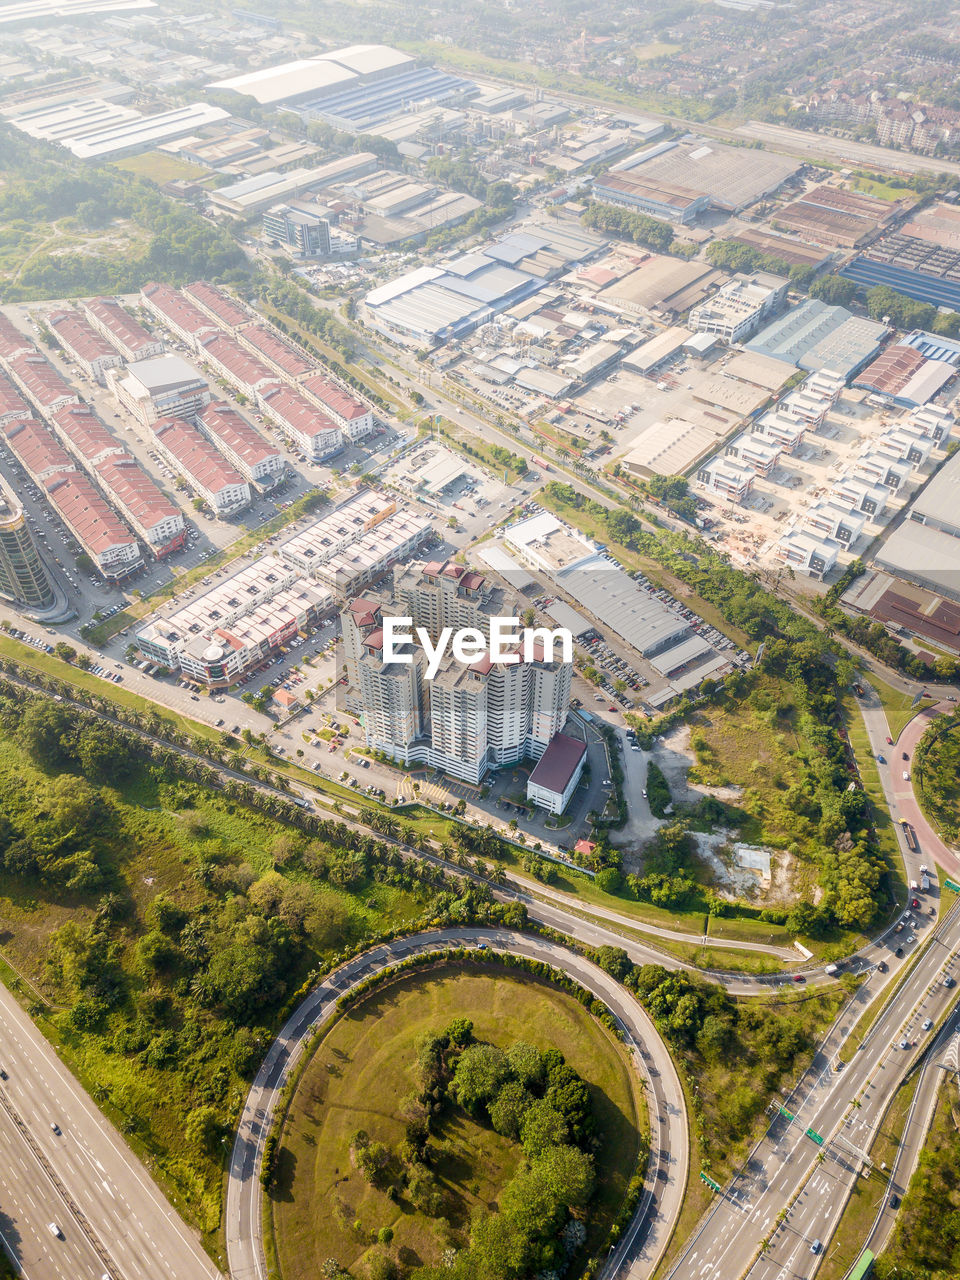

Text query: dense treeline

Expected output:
[706,238,814,286]
[0,167,245,300]
[383,1020,601,1280]
[580,201,686,256]
[915,709,960,840]
[591,948,840,1172]
[865,283,960,338]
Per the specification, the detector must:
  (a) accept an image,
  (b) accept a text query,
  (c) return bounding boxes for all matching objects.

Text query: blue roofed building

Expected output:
[745,298,889,380]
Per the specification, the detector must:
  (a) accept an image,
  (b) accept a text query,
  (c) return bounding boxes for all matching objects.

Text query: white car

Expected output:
[48,1223,62,1238]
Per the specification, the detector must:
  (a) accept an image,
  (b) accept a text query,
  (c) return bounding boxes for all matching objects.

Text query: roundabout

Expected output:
[225,927,687,1280]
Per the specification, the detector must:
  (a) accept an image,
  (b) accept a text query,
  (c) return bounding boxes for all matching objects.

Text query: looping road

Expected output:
[224,927,687,1280]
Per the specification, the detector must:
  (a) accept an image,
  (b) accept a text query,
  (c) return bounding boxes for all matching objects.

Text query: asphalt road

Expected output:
[0,981,219,1280]
[853,1018,960,1268]
[225,927,687,1280]
[665,682,960,1279]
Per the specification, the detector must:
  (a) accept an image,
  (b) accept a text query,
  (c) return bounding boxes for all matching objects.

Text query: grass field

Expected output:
[849,173,918,202]
[271,965,645,1279]
[632,41,680,60]
[870,675,934,741]
[881,1075,960,1275]
[399,41,716,121]
[114,152,211,184]
[0,635,222,743]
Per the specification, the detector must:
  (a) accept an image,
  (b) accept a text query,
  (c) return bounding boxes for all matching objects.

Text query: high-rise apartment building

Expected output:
[0,478,54,610]
[342,559,573,785]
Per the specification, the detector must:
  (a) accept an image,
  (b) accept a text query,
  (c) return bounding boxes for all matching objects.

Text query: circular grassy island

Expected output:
[268,963,647,1280]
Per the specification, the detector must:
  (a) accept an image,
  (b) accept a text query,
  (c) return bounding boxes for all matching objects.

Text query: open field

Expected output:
[870,675,934,742]
[880,1076,960,1276]
[113,151,211,184]
[271,965,645,1279]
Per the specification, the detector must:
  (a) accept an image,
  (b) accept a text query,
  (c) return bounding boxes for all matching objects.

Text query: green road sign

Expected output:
[806,1128,824,1146]
[779,1106,795,1121]
[699,1172,722,1193]
[946,879,960,893]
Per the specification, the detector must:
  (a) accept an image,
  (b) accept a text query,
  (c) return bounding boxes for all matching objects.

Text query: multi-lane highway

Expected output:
[225,927,687,1280]
[0,981,219,1280]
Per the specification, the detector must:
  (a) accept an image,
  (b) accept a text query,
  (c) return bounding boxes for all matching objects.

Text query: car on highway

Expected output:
[792,974,806,983]
[889,1194,900,1209]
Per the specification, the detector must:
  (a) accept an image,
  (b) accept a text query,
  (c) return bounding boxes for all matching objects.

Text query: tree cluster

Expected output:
[705,239,813,287]
[865,283,960,337]
[581,200,676,254]
[404,1024,597,1280]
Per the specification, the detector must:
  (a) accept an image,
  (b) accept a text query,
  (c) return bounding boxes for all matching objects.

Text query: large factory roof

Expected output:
[618,137,800,212]
[746,299,889,377]
[210,59,357,106]
[875,521,960,599]
[209,45,414,107]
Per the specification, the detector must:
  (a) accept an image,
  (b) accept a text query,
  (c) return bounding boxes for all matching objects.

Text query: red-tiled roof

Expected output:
[200,401,279,467]
[182,281,250,331]
[0,372,31,421]
[141,282,214,338]
[95,457,181,535]
[527,733,586,794]
[2,417,74,478]
[260,384,340,440]
[83,297,159,359]
[8,352,78,411]
[240,323,313,378]
[51,404,123,466]
[0,315,34,361]
[47,309,117,365]
[45,471,135,554]
[301,372,369,421]
[154,417,246,495]
[198,332,279,393]
[856,344,926,395]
